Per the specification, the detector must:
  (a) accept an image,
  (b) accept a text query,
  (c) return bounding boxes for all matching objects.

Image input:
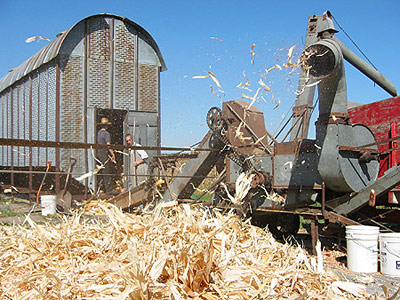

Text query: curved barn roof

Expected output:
[0,13,167,92]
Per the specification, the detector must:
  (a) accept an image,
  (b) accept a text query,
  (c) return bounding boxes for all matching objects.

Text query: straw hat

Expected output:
[98,117,112,126]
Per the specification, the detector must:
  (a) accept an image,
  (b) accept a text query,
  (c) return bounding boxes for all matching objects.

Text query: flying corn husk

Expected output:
[282,45,297,69]
[235,172,254,202]
[237,84,252,92]
[25,35,51,43]
[266,64,282,73]
[240,89,262,109]
[253,134,268,146]
[115,150,129,156]
[221,172,254,204]
[208,71,222,89]
[287,45,295,60]
[12,149,28,156]
[258,78,272,92]
[240,92,252,101]
[192,75,209,79]
[246,87,261,109]
[234,122,252,144]
[236,72,252,91]
[273,99,281,110]
[76,166,103,181]
[250,44,258,64]
[305,80,321,88]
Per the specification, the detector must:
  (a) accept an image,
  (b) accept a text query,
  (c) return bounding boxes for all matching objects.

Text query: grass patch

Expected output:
[190,190,213,202]
[299,215,326,230]
[0,205,25,217]
[189,167,219,202]
[0,194,29,217]
[0,194,11,203]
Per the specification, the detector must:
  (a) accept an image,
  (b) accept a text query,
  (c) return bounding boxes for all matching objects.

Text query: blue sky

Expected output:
[1,0,399,147]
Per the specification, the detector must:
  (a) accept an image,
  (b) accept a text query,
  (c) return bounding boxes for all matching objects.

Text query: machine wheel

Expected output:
[209,132,224,150]
[206,107,225,131]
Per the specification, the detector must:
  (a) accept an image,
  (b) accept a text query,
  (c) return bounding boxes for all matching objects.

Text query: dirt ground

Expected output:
[0,194,58,225]
[1,194,399,298]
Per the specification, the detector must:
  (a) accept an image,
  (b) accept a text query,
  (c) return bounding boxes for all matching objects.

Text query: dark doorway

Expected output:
[95,109,127,192]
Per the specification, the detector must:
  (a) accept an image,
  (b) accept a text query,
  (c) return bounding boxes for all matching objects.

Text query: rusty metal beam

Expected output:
[0,169,221,181]
[0,138,214,152]
[324,211,360,226]
[338,145,378,154]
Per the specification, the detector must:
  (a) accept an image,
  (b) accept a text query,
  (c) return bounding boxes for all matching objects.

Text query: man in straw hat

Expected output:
[97,117,117,194]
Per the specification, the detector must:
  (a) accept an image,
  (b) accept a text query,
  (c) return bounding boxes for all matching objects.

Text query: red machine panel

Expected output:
[348,96,400,203]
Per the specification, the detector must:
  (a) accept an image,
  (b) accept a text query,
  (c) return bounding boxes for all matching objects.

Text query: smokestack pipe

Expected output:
[332,36,397,97]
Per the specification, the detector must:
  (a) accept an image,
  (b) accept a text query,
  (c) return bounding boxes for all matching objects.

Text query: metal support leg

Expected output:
[310,217,319,256]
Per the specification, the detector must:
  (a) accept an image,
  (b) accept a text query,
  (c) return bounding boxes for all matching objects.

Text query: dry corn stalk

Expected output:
[0,201,376,299]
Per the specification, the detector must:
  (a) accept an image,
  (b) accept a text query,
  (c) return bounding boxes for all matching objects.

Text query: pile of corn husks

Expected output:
[0,201,374,299]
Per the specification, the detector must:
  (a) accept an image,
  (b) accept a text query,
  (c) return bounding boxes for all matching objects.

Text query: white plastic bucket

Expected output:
[40,195,57,216]
[346,225,379,273]
[379,233,400,277]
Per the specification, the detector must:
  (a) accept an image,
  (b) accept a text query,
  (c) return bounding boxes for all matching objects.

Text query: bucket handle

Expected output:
[348,233,379,253]
[382,242,400,259]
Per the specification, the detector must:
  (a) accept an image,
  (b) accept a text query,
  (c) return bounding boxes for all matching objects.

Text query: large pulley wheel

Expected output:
[206,107,225,131]
[209,132,224,150]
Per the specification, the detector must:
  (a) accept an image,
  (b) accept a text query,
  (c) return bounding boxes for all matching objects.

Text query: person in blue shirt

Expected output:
[97,117,117,194]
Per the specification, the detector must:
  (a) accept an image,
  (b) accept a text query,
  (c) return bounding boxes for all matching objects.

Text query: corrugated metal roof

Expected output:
[0,29,70,92]
[0,14,167,93]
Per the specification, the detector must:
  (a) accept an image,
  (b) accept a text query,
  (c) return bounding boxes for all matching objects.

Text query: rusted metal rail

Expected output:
[0,138,214,152]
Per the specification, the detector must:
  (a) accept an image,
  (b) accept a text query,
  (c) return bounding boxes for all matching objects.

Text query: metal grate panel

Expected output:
[18,84,24,166]
[3,93,8,165]
[88,58,110,107]
[39,68,47,166]
[31,74,38,166]
[115,61,135,110]
[0,94,3,164]
[60,55,83,171]
[115,22,135,63]
[138,64,158,112]
[24,78,30,166]
[7,92,11,165]
[88,18,111,60]
[47,62,57,163]
[12,87,18,166]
